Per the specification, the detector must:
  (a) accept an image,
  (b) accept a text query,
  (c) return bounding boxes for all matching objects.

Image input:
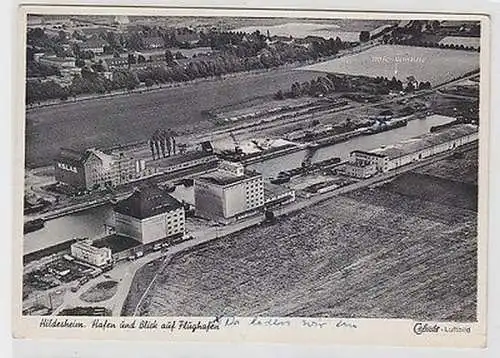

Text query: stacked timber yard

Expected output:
[23,16,480,321]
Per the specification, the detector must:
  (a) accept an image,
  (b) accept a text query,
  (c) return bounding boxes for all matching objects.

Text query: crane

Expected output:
[229,131,243,154]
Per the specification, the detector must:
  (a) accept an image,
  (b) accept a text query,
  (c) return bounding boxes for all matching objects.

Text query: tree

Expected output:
[359,31,370,43]
[79,50,95,60]
[145,78,154,87]
[274,89,284,100]
[164,49,174,65]
[265,210,275,222]
[58,30,68,43]
[75,58,86,67]
[128,53,136,65]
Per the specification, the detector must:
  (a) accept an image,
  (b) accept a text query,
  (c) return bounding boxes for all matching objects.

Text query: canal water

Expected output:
[248,114,455,179]
[23,184,197,255]
[24,114,454,254]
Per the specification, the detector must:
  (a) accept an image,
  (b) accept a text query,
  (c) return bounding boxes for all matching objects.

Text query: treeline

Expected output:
[27,28,72,59]
[26,61,61,78]
[26,69,140,104]
[26,80,68,104]
[275,74,432,100]
[391,38,479,52]
[135,36,352,85]
[378,20,480,52]
[26,26,355,103]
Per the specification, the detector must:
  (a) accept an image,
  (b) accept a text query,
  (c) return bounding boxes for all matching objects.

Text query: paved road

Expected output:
[436,89,479,101]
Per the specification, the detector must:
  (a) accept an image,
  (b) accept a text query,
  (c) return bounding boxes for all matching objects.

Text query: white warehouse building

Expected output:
[194,161,264,223]
[114,186,185,245]
[346,124,478,178]
[70,239,113,267]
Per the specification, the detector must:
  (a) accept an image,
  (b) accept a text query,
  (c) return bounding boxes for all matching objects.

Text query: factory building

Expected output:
[194,161,264,222]
[346,124,478,178]
[147,150,219,175]
[54,148,88,191]
[114,186,185,245]
[341,161,378,179]
[349,150,388,172]
[70,239,113,267]
[55,148,156,191]
[83,148,117,190]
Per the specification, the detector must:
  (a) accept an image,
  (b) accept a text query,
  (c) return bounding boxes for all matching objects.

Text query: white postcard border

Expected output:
[11,4,491,348]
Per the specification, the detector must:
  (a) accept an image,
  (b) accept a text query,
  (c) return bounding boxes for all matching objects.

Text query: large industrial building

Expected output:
[55,148,154,191]
[114,186,185,245]
[147,150,219,174]
[194,161,264,222]
[344,124,478,178]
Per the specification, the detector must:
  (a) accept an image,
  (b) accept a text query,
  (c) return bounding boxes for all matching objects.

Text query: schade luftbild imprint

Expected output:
[16,8,487,347]
[413,323,472,335]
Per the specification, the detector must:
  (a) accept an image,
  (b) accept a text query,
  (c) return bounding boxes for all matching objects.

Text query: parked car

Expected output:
[153,243,162,251]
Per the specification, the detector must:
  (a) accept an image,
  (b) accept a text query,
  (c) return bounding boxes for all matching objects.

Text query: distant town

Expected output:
[23,15,480,320]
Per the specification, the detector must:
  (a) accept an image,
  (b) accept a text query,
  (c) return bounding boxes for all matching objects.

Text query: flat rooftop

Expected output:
[264,182,294,198]
[146,150,216,168]
[345,161,375,168]
[93,234,141,254]
[371,124,478,160]
[197,169,260,186]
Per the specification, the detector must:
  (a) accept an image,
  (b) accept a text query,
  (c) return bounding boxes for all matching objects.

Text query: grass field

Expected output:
[298,45,479,86]
[414,149,478,185]
[80,281,118,303]
[25,69,320,168]
[126,152,478,320]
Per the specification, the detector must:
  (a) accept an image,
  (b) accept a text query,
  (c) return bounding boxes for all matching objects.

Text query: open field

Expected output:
[235,23,360,42]
[414,149,478,185]
[25,69,320,168]
[127,154,478,320]
[438,36,481,48]
[233,20,395,40]
[80,281,118,303]
[297,45,479,86]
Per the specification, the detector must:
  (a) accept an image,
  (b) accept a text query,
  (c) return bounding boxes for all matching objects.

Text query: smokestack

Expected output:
[172,137,176,155]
